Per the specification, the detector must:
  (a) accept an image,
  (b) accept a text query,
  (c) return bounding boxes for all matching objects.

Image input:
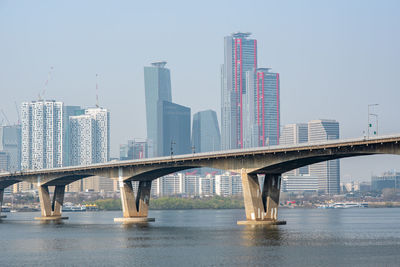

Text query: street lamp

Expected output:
[370,113,378,136]
[170,140,176,158]
[367,104,379,138]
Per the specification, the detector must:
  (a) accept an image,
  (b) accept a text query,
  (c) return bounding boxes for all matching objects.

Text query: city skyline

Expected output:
[1,0,400,180]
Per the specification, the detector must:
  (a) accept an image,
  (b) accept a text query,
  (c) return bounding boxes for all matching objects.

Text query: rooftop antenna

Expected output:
[96,73,99,108]
[38,66,54,100]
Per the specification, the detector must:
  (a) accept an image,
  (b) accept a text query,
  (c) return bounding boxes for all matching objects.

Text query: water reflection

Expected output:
[121,222,151,230]
[240,225,283,247]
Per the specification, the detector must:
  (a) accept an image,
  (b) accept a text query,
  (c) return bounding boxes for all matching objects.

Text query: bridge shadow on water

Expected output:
[239,225,283,247]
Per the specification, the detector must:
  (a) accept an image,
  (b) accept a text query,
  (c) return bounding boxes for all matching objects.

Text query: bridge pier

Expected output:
[114,180,154,223]
[238,169,285,225]
[0,188,6,219]
[35,185,68,221]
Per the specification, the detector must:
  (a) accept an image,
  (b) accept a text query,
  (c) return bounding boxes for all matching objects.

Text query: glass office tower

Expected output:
[157,101,191,157]
[144,61,172,156]
[192,110,221,153]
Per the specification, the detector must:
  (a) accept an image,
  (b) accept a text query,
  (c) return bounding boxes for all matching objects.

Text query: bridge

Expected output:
[1,134,400,224]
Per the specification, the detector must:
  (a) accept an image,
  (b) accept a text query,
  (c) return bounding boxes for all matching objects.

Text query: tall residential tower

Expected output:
[21,100,65,170]
[221,32,257,150]
[243,68,280,147]
[70,107,110,166]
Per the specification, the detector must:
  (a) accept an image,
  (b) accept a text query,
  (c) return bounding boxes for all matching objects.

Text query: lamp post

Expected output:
[367,104,379,138]
[370,113,378,136]
[170,140,176,158]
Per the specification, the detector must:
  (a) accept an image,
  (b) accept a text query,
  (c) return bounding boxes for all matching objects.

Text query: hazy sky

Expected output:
[1,0,399,181]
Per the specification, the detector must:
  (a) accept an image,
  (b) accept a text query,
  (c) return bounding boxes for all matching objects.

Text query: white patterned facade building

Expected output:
[21,100,64,170]
[215,172,242,197]
[70,108,110,166]
[308,119,340,194]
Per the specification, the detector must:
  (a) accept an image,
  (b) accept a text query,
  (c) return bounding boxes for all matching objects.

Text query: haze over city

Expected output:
[1,0,400,181]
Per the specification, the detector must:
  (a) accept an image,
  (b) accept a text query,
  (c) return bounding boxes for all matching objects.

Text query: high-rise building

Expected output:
[182,174,200,196]
[308,119,340,194]
[279,123,308,146]
[70,107,110,166]
[371,171,400,192]
[0,151,8,172]
[215,172,242,196]
[64,106,84,166]
[281,174,318,193]
[280,123,309,176]
[144,62,172,156]
[192,110,221,153]
[199,175,215,196]
[157,101,191,156]
[119,139,150,161]
[0,125,21,171]
[81,175,114,192]
[21,100,65,170]
[243,68,280,147]
[221,32,257,150]
[157,174,183,197]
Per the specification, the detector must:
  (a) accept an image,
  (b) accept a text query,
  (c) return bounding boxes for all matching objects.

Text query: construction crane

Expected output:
[38,66,54,100]
[14,101,20,125]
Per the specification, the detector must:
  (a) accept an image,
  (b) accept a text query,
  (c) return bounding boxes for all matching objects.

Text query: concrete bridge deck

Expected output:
[1,134,400,224]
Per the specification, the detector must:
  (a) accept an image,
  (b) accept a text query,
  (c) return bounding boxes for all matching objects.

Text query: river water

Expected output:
[1,208,400,266]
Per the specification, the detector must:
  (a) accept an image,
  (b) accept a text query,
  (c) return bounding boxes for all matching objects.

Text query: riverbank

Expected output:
[87,196,244,210]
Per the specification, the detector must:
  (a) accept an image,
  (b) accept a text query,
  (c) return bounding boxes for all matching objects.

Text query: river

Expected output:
[1,208,400,266]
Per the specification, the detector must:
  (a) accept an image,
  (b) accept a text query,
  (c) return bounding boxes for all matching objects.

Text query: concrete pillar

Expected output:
[135,181,152,217]
[52,185,65,217]
[35,185,68,220]
[115,180,154,223]
[38,185,52,217]
[120,181,137,217]
[238,169,285,225]
[262,174,281,221]
[0,188,5,219]
[240,169,264,221]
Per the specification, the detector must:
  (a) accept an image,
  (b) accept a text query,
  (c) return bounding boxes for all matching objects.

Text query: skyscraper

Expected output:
[0,151,8,172]
[144,61,172,156]
[280,123,309,176]
[70,107,110,166]
[0,125,21,171]
[119,139,150,160]
[279,123,308,146]
[157,101,191,156]
[192,110,221,153]
[21,100,64,170]
[243,68,280,147]
[221,32,257,150]
[64,106,84,166]
[308,119,340,194]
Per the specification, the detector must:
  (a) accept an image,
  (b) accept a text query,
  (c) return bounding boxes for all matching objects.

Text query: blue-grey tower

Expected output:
[192,110,221,153]
[144,61,172,156]
[158,101,191,156]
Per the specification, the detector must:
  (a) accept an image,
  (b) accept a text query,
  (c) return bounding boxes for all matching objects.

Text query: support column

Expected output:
[0,188,6,219]
[262,174,281,221]
[237,169,285,225]
[35,185,68,221]
[114,180,154,223]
